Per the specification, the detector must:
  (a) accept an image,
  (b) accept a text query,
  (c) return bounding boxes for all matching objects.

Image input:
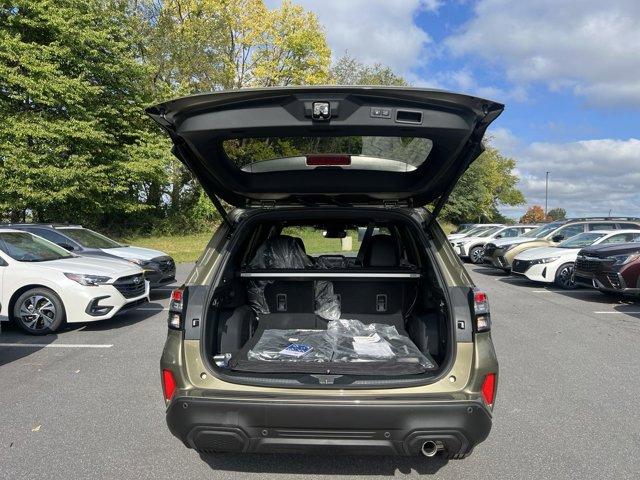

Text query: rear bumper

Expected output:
[166,395,492,457]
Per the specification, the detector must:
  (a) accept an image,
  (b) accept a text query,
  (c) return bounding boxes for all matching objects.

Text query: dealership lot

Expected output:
[1,264,639,479]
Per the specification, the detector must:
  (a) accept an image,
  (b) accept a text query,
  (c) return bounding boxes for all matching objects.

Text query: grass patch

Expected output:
[120,232,211,264]
[120,227,363,264]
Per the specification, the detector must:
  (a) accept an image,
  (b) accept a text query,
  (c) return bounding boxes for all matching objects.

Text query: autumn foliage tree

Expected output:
[520,206,547,223]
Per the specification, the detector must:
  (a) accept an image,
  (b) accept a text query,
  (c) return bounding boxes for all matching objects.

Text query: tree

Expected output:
[135,0,331,92]
[0,0,166,226]
[330,53,407,86]
[520,205,546,223]
[443,145,526,223]
[546,207,566,221]
[131,0,332,229]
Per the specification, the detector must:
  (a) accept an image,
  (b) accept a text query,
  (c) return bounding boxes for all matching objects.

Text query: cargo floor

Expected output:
[228,313,438,376]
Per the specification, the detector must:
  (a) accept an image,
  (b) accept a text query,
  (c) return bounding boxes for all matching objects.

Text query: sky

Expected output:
[267,0,640,219]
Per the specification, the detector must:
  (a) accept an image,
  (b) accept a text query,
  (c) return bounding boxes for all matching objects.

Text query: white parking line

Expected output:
[0,343,113,348]
[594,311,640,314]
[136,307,168,311]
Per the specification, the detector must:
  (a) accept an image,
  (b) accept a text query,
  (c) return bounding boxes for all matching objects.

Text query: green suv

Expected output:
[149,87,500,459]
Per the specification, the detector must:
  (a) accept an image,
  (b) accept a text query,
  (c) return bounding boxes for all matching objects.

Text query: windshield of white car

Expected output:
[482,226,503,237]
[0,232,75,262]
[558,232,606,248]
[465,226,493,236]
[524,223,564,239]
[58,228,121,249]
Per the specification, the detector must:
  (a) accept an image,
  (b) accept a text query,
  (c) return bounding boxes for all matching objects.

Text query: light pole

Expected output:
[544,171,549,217]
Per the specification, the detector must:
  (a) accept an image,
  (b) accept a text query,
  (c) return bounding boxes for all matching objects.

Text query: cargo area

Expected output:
[203,214,452,380]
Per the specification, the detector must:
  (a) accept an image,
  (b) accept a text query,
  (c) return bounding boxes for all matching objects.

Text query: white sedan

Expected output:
[511,230,640,289]
[0,229,149,334]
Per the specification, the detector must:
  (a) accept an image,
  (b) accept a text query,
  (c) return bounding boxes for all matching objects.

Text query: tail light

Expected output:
[168,288,184,330]
[162,369,177,401]
[306,154,351,166]
[472,287,491,332]
[481,373,497,407]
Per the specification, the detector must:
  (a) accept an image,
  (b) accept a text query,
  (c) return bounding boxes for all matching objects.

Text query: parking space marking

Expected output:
[0,343,113,348]
[593,311,640,314]
[137,307,168,311]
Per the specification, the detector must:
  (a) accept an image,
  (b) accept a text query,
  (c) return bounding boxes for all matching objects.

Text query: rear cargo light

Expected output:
[306,154,351,166]
[481,373,496,407]
[472,287,491,332]
[162,369,177,401]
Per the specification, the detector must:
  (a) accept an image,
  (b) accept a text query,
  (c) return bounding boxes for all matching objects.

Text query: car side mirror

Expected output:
[57,243,75,251]
[495,234,503,239]
[551,234,564,243]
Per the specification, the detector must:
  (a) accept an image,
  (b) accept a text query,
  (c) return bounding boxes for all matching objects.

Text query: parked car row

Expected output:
[449,224,538,264]
[0,224,175,334]
[451,217,640,294]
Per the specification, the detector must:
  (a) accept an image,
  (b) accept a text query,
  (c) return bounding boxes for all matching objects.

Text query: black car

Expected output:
[574,242,640,295]
[3,224,176,288]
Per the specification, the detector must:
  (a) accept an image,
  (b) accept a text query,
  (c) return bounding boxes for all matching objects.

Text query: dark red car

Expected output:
[574,242,640,295]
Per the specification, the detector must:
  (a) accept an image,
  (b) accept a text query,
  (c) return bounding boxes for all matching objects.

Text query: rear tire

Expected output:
[469,246,484,265]
[554,263,576,290]
[12,288,66,335]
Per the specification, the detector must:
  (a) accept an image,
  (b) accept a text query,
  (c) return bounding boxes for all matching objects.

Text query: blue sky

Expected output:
[269,0,640,219]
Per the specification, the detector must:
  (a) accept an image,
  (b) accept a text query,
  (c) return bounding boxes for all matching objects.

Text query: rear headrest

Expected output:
[249,235,312,269]
[363,234,399,267]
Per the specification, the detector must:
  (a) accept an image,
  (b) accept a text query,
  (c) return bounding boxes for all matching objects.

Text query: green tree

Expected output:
[520,205,546,224]
[135,0,331,92]
[0,0,166,226]
[443,145,525,223]
[546,207,566,221]
[132,0,332,229]
[330,53,407,86]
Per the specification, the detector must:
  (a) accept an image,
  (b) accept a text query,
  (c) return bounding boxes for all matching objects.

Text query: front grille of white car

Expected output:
[114,273,146,299]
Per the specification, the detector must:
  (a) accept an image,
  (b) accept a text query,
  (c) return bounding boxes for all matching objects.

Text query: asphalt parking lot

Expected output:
[1,263,639,479]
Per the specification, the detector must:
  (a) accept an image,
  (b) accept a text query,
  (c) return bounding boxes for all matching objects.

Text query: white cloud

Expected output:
[436,69,529,102]
[267,0,440,74]
[490,130,640,218]
[446,0,640,105]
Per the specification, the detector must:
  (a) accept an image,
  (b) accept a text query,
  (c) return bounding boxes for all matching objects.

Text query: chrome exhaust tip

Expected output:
[421,441,439,458]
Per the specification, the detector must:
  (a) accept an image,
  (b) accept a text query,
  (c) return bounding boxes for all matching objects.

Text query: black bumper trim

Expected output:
[166,396,492,457]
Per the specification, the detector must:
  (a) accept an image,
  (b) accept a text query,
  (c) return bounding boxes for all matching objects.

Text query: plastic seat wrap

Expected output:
[246,235,341,320]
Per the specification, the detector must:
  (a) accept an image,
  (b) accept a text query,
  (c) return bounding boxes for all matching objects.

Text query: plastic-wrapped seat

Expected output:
[246,235,341,319]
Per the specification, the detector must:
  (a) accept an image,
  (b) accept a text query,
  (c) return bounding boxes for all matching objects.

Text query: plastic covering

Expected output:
[246,235,341,320]
[247,329,334,363]
[247,319,436,369]
[327,319,435,368]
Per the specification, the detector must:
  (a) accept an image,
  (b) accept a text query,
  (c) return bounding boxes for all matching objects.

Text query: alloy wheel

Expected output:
[19,295,57,331]
[556,265,576,289]
[471,247,484,264]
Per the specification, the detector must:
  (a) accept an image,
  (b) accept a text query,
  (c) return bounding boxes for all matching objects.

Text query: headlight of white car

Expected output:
[609,253,640,266]
[124,258,146,266]
[529,257,560,265]
[64,273,111,286]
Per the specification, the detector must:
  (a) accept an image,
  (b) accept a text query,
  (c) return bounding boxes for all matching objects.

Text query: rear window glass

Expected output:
[281,227,363,256]
[223,136,433,172]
